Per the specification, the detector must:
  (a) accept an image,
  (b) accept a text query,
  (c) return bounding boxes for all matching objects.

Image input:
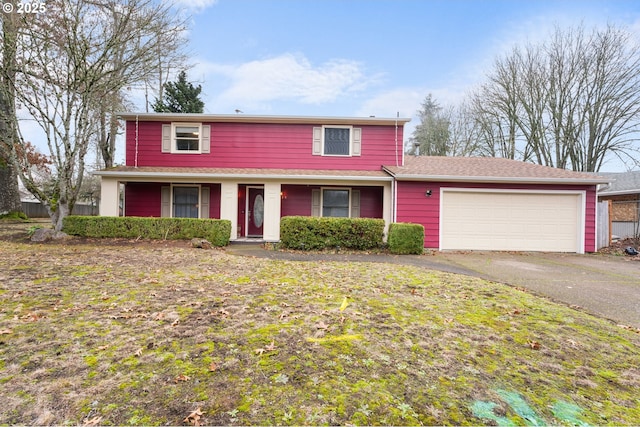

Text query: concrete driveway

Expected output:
[431,251,640,329]
[227,245,640,329]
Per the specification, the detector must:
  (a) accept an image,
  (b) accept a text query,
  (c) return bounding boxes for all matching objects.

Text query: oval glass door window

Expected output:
[253,194,264,228]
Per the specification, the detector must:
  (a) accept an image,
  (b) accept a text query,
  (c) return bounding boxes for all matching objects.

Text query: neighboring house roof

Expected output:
[95,166,393,182]
[383,156,609,185]
[117,112,411,127]
[597,171,640,196]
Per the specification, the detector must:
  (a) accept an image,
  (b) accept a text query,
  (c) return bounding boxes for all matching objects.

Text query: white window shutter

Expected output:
[161,186,171,217]
[350,190,360,218]
[352,128,362,156]
[200,186,210,218]
[311,189,321,217]
[162,124,171,153]
[201,125,211,154]
[312,127,322,155]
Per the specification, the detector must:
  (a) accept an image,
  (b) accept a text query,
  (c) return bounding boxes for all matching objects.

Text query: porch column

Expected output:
[220,182,238,240]
[382,182,393,241]
[263,182,282,242]
[99,177,119,217]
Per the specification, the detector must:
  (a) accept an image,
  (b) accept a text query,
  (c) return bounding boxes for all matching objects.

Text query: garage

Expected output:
[440,190,583,252]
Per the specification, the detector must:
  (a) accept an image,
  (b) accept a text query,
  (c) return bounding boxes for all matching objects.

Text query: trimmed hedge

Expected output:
[63,216,231,247]
[388,222,425,254]
[280,216,385,250]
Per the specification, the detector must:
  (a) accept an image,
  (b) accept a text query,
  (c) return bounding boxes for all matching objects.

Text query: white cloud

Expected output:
[171,0,218,13]
[200,53,381,112]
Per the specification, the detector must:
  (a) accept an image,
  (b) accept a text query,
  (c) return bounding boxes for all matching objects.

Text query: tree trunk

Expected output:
[0,0,23,216]
[0,160,22,214]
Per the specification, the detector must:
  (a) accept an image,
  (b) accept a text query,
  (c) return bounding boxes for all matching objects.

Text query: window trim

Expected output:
[321,187,351,217]
[171,184,201,218]
[171,122,202,154]
[322,125,352,157]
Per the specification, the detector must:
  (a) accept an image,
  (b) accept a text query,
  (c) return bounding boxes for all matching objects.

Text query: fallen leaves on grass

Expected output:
[174,374,191,383]
[255,340,277,356]
[184,408,203,426]
[528,340,541,350]
[0,328,12,334]
[82,416,103,426]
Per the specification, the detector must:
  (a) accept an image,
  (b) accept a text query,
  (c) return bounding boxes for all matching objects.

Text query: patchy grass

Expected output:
[0,227,639,425]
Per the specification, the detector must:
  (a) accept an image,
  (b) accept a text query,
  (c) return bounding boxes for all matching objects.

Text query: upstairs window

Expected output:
[162,123,210,154]
[312,125,361,157]
[175,125,200,152]
[324,127,351,156]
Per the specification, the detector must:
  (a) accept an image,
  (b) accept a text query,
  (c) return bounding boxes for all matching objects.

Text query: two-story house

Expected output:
[96,113,607,253]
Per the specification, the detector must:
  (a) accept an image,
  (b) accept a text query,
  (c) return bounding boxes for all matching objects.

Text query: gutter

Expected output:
[116,112,412,127]
[382,169,607,186]
[93,170,393,182]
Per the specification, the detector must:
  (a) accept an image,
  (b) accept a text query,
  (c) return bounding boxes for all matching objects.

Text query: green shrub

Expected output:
[388,222,424,255]
[0,211,29,221]
[280,216,385,251]
[63,216,231,246]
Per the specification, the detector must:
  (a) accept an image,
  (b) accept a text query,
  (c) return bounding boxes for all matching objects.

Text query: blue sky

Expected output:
[156,0,640,171]
[15,0,640,171]
[176,0,640,120]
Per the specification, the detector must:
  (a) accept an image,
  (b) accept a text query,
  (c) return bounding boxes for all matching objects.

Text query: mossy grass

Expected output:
[1,233,639,425]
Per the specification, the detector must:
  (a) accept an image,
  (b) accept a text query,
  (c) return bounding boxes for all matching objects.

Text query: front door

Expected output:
[247,187,264,237]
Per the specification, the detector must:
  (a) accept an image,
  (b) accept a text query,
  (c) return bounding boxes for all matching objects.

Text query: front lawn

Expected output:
[0,231,639,425]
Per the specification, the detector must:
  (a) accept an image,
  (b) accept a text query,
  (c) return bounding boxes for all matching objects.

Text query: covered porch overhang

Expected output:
[94,167,394,242]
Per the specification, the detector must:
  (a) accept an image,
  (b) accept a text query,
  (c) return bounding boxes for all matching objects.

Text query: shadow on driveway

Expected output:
[227,244,640,329]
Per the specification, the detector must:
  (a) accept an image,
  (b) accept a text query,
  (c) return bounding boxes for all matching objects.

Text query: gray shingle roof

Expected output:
[384,156,608,184]
[598,171,640,195]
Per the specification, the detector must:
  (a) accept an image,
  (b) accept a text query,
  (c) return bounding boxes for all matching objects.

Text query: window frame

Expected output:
[322,125,352,157]
[171,184,201,218]
[171,122,202,154]
[321,187,351,218]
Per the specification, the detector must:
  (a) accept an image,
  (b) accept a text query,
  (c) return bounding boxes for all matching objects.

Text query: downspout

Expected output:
[134,114,139,168]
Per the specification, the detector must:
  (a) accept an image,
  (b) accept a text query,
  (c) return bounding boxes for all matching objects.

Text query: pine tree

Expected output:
[152,71,204,113]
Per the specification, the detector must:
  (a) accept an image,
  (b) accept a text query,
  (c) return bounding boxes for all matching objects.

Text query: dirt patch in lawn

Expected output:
[1,221,640,425]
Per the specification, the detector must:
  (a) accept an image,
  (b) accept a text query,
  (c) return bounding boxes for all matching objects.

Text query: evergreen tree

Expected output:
[152,71,204,113]
[409,94,451,156]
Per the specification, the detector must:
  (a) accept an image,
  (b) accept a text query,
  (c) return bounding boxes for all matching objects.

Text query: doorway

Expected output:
[246,186,264,237]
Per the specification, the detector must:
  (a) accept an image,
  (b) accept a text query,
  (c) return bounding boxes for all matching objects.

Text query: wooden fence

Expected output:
[596,201,610,250]
[21,202,97,218]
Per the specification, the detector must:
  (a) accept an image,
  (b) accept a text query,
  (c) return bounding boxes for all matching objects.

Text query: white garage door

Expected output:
[440,190,583,252]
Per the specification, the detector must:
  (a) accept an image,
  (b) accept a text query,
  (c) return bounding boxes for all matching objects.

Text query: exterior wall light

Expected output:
[425,189,432,197]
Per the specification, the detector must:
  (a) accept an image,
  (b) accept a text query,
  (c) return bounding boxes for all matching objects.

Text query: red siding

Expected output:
[206,184,222,219]
[237,185,246,237]
[396,181,598,252]
[126,121,403,170]
[358,186,384,218]
[125,183,162,217]
[124,183,221,219]
[280,184,383,218]
[281,185,313,217]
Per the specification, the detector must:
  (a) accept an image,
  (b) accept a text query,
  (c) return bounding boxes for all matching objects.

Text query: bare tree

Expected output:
[467,24,640,172]
[442,103,482,157]
[6,0,190,230]
[89,0,189,168]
